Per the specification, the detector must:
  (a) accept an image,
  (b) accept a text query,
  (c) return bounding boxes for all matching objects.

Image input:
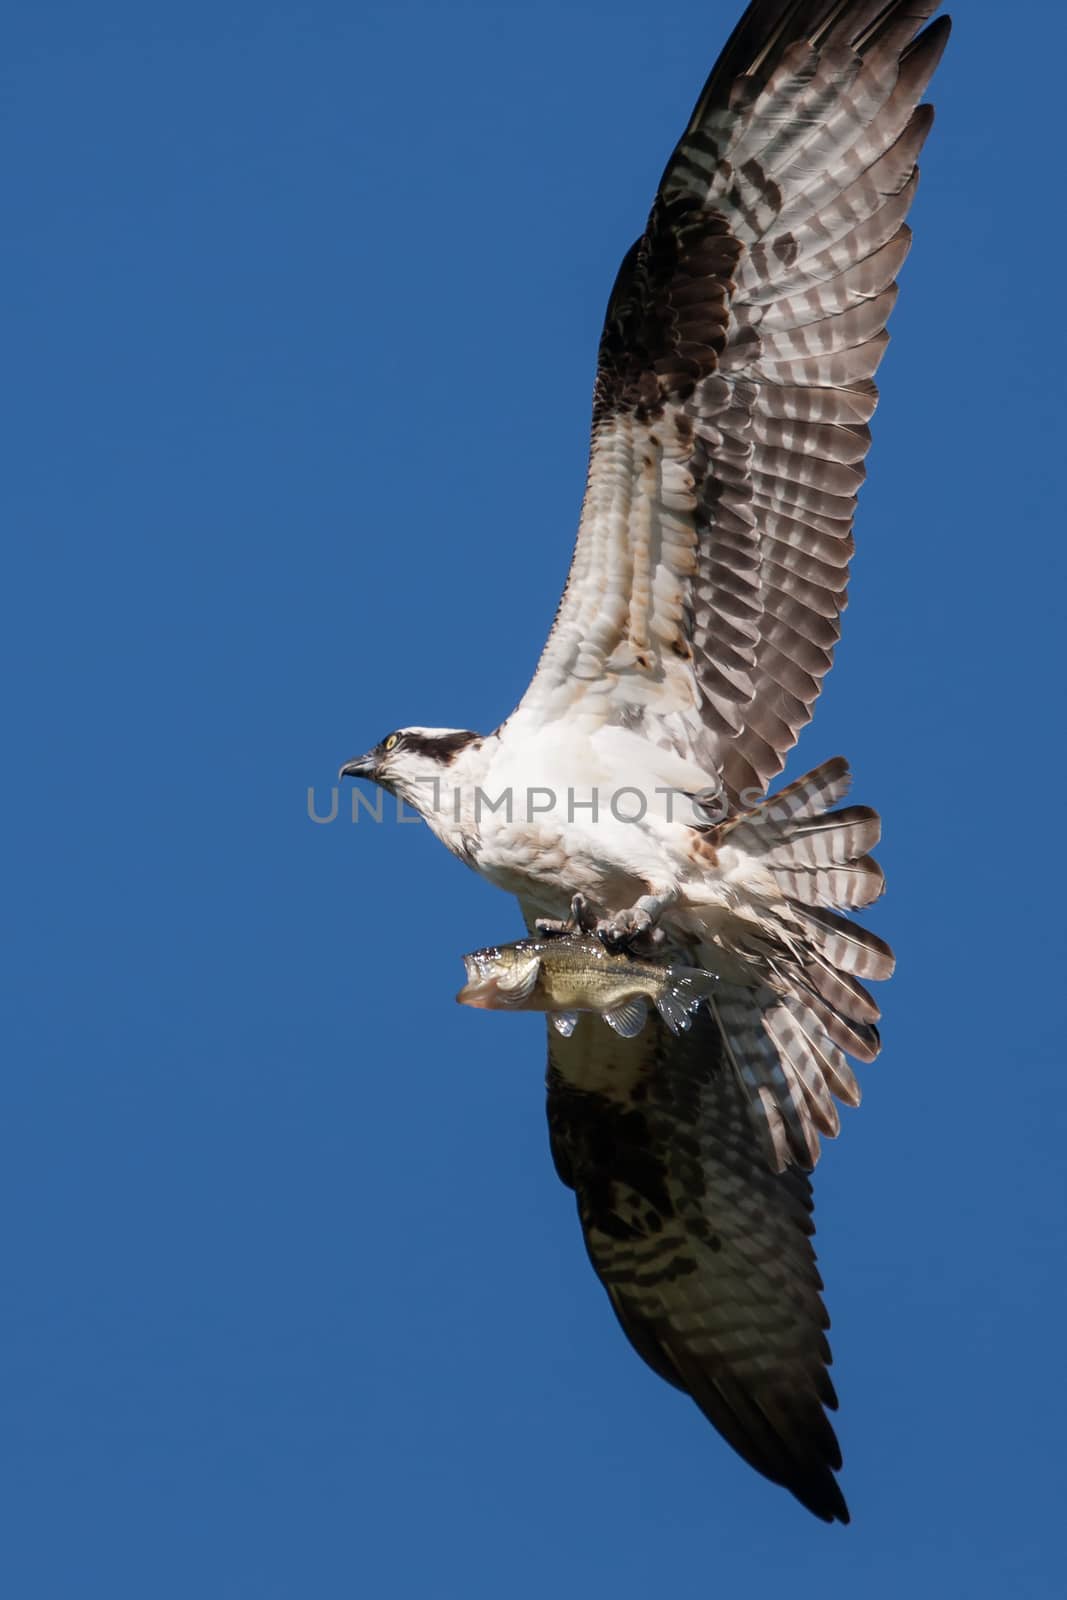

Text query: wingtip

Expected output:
[923,11,953,51]
[794,1469,851,1525]
[779,1442,850,1525]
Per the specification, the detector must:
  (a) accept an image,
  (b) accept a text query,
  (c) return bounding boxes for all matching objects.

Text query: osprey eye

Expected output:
[383,733,399,752]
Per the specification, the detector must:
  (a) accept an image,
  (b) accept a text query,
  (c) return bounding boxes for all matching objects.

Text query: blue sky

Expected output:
[6,1,1065,1594]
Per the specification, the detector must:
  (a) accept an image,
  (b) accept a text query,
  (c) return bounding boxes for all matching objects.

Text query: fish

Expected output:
[456,932,717,1039]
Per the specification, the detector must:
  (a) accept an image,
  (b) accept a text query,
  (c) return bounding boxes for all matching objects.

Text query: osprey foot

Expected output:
[596,889,675,953]
[597,906,654,952]
[535,893,597,940]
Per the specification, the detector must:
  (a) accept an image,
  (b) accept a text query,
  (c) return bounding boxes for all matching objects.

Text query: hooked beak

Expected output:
[338,751,377,781]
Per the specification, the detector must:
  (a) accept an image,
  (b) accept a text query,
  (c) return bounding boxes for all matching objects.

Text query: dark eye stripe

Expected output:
[397,730,480,764]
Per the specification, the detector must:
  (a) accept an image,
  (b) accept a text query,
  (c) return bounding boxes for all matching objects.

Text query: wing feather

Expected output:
[546,1005,849,1522]
[513,1,949,803]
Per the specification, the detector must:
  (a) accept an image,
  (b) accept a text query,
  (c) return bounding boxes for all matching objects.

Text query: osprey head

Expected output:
[339,727,481,809]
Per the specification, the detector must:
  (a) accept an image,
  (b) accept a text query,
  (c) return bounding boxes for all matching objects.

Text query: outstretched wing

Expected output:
[516,0,950,805]
[547,1004,848,1522]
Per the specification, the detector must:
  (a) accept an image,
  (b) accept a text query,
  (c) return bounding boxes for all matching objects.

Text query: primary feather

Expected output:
[515,0,949,807]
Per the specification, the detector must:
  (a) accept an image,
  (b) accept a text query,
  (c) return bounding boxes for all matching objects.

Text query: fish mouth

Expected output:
[456,976,507,1010]
[457,950,542,1010]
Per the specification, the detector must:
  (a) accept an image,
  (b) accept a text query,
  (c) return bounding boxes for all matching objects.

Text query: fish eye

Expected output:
[383,732,399,752]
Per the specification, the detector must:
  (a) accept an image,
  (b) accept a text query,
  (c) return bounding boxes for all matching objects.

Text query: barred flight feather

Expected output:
[546,1005,849,1521]
[695,757,892,1170]
[517,0,948,807]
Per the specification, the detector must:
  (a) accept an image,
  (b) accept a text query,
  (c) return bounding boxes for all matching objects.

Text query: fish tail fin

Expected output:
[654,969,717,1036]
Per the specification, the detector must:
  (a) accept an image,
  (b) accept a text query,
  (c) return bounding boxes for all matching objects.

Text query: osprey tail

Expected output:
[704,757,894,1171]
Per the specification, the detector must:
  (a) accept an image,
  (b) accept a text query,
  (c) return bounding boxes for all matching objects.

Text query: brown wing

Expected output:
[516,1,950,806]
[547,1004,848,1522]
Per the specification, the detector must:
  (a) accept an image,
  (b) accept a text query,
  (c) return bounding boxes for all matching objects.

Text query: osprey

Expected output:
[342,0,949,1523]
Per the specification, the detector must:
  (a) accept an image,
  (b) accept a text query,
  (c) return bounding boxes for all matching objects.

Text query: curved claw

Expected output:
[569,893,597,934]
[537,893,598,940]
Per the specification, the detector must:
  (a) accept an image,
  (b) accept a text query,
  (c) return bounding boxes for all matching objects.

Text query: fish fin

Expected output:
[603,997,648,1038]
[494,955,542,1003]
[655,970,716,1035]
[655,987,696,1035]
[551,1011,579,1037]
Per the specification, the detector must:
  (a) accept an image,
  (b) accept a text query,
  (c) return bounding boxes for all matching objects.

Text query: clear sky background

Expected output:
[6,2,1065,1595]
